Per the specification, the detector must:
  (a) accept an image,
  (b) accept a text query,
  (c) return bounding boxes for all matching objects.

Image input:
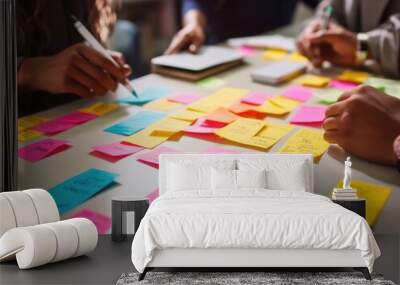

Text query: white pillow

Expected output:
[211,169,267,190]
[236,169,267,189]
[237,159,309,191]
[211,168,236,190]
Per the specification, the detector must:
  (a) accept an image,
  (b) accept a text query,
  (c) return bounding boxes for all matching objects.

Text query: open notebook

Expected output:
[151,46,244,81]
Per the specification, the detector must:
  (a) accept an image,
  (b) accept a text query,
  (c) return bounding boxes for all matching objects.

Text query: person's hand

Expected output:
[164,10,206,54]
[323,86,400,165]
[297,20,357,67]
[18,43,131,98]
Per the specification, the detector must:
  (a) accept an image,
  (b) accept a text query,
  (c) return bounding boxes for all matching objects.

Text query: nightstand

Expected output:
[332,198,366,218]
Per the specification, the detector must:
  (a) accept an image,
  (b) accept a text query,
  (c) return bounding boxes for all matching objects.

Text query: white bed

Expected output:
[131,154,380,280]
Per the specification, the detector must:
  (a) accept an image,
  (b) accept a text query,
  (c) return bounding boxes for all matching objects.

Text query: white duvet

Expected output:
[131,190,380,273]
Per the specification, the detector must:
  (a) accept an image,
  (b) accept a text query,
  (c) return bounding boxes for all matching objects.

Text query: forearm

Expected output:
[366,14,400,78]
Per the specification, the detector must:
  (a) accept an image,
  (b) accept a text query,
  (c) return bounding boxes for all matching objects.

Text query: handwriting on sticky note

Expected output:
[79,102,119,116]
[241,92,272,105]
[123,127,170,149]
[92,141,143,158]
[149,117,191,136]
[169,109,206,122]
[49,168,118,215]
[72,209,112,234]
[117,87,170,105]
[290,105,326,126]
[279,128,329,161]
[18,138,71,162]
[168,92,202,104]
[104,111,164,136]
[298,75,330,87]
[282,86,313,102]
[215,118,265,139]
[337,180,392,226]
[147,188,159,204]
[137,146,181,168]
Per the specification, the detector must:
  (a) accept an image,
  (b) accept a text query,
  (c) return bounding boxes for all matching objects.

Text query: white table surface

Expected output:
[18,33,400,235]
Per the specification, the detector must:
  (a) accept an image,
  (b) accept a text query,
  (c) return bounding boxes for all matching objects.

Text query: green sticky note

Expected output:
[367,77,400,98]
[197,77,226,90]
[315,89,343,104]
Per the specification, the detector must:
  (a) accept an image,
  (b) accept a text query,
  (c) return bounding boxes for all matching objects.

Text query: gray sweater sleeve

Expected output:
[367,14,400,78]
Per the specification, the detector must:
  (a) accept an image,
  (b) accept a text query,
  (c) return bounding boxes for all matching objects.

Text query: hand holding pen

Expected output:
[71,15,138,97]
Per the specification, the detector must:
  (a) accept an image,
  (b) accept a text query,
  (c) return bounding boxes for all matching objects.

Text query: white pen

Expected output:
[70,15,138,97]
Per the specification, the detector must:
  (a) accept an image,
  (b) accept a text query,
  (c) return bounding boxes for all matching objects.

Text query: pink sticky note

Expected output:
[184,118,218,134]
[57,112,97,124]
[168,92,202,104]
[282,86,313,102]
[34,120,76,135]
[147,188,159,204]
[34,112,97,135]
[91,142,143,162]
[290,105,326,126]
[329,80,358,90]
[72,209,111,234]
[241,92,272,105]
[137,146,182,169]
[203,146,241,154]
[237,46,257,57]
[18,138,71,162]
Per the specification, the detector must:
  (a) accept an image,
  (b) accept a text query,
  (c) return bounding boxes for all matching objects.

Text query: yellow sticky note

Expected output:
[18,129,43,142]
[255,101,289,115]
[144,98,182,112]
[298,75,330,87]
[188,87,249,113]
[337,180,392,226]
[18,115,48,131]
[169,109,206,122]
[149,117,191,136]
[279,128,330,161]
[79,102,119,116]
[288,52,308,63]
[262,49,287,60]
[337,70,369,84]
[215,118,265,139]
[269,96,299,112]
[245,124,294,149]
[123,127,169,149]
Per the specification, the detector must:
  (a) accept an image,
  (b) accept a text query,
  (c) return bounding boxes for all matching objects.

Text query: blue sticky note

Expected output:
[104,110,164,136]
[49,168,118,215]
[117,87,170,105]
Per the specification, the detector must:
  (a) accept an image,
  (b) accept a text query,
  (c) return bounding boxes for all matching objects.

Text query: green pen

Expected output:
[321,5,333,31]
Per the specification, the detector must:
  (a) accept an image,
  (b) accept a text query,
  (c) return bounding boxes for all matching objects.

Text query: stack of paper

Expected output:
[151,46,243,81]
[332,188,358,200]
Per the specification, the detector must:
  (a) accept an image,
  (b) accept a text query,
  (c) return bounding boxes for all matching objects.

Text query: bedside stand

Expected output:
[332,198,366,218]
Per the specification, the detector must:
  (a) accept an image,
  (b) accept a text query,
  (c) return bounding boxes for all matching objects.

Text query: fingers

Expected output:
[66,65,107,96]
[71,54,118,92]
[322,116,339,131]
[165,31,192,54]
[76,44,125,82]
[110,51,132,77]
[325,100,347,118]
[63,78,93,98]
[323,130,341,143]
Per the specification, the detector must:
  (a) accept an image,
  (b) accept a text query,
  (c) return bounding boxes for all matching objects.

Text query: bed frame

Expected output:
[138,154,372,281]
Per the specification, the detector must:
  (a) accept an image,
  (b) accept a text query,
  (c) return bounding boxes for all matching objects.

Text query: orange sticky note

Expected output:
[204,107,240,124]
[228,102,258,114]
